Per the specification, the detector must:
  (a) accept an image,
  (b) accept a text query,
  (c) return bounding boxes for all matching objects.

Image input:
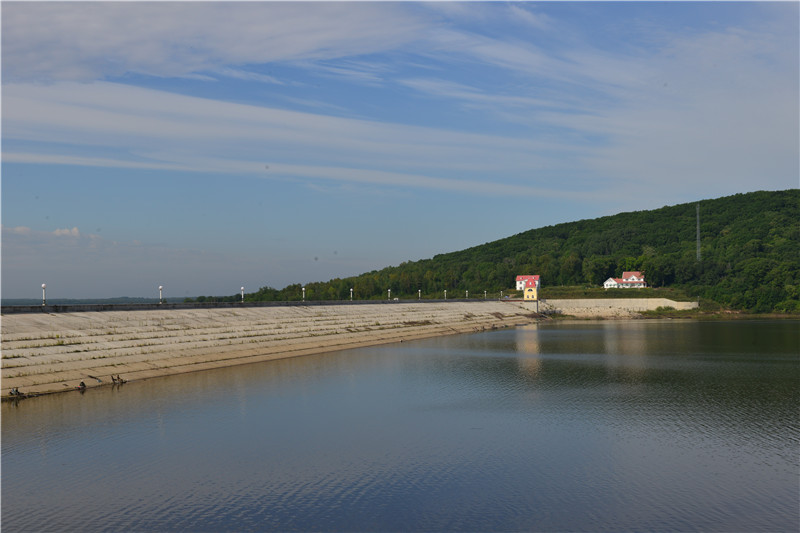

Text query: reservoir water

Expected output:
[2,319,798,532]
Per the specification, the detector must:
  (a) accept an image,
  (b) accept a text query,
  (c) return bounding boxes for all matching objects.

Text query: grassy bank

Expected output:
[538,286,696,301]
[639,307,800,320]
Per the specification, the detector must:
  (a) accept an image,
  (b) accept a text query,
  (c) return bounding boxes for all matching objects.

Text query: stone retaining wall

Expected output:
[535,298,698,317]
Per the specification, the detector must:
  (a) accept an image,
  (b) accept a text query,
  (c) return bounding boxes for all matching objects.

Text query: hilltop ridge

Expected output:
[236,190,796,312]
[9,191,795,312]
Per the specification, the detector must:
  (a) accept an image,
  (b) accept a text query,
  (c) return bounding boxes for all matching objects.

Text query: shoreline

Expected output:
[2,301,541,400]
[1,298,698,400]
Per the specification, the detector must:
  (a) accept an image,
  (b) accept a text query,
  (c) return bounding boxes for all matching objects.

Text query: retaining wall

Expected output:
[536,298,698,317]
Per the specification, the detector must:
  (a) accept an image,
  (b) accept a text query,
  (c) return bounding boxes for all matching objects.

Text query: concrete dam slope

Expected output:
[1,301,537,398]
[1,298,695,398]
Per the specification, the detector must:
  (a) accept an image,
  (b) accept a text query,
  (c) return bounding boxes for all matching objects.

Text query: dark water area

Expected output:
[3,320,798,532]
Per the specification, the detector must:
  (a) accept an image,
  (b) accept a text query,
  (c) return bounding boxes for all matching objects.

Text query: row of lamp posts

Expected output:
[38,283,247,305]
[289,287,498,302]
[38,284,501,306]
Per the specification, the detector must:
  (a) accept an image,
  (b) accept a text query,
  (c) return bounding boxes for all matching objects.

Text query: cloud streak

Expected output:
[4,3,794,206]
[3,81,595,192]
[1,2,427,82]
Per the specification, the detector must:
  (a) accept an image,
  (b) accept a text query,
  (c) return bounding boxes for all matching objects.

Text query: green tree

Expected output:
[582,255,616,286]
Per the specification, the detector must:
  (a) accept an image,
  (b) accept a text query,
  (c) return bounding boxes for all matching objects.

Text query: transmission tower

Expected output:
[696,204,701,262]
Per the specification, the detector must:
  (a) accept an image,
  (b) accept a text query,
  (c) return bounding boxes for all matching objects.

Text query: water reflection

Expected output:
[3,320,798,532]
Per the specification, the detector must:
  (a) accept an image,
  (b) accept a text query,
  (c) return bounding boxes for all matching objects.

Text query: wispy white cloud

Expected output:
[2,149,600,203]
[304,59,393,86]
[400,11,798,201]
[1,2,427,82]
[214,67,284,85]
[399,78,556,110]
[565,24,797,197]
[3,152,199,172]
[507,5,552,31]
[6,226,32,236]
[52,227,81,238]
[3,81,592,191]
[265,163,604,201]
[423,2,552,32]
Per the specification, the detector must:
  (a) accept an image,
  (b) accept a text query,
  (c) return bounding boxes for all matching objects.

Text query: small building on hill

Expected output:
[516,275,541,301]
[516,275,540,291]
[603,271,647,289]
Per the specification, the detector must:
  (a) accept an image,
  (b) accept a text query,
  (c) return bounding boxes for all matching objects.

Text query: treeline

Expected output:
[189,190,799,312]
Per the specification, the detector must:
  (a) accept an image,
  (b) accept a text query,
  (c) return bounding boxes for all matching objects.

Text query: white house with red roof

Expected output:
[516,275,540,291]
[604,271,646,289]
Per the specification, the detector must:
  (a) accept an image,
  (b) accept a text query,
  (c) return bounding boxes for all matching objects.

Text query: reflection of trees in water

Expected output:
[442,322,800,441]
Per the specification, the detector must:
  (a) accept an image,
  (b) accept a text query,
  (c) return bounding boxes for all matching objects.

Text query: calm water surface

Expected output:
[3,320,798,532]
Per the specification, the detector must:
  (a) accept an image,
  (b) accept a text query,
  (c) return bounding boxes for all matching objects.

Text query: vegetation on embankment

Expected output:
[638,307,799,320]
[193,190,798,313]
[539,286,696,301]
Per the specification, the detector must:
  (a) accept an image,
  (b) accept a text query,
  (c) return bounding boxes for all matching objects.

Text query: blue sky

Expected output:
[2,1,798,299]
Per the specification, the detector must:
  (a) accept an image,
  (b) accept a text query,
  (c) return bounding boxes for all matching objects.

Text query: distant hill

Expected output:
[10,190,794,312]
[236,190,798,312]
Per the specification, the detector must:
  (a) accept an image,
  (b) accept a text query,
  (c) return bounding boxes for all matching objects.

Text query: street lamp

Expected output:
[41,283,46,306]
[159,285,163,304]
[241,287,245,303]
[350,288,353,301]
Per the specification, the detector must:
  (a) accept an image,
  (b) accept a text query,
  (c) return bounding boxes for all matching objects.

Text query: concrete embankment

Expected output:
[1,298,695,399]
[1,301,538,398]
[541,298,698,317]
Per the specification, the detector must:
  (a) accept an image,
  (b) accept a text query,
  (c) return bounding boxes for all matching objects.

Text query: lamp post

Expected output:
[302,287,305,302]
[41,283,46,306]
[241,287,245,303]
[159,285,163,304]
[350,288,353,301]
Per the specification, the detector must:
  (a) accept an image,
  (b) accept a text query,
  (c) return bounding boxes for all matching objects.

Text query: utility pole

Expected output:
[696,204,701,262]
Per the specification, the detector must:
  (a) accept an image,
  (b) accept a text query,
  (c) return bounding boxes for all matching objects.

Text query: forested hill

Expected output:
[244,189,797,312]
